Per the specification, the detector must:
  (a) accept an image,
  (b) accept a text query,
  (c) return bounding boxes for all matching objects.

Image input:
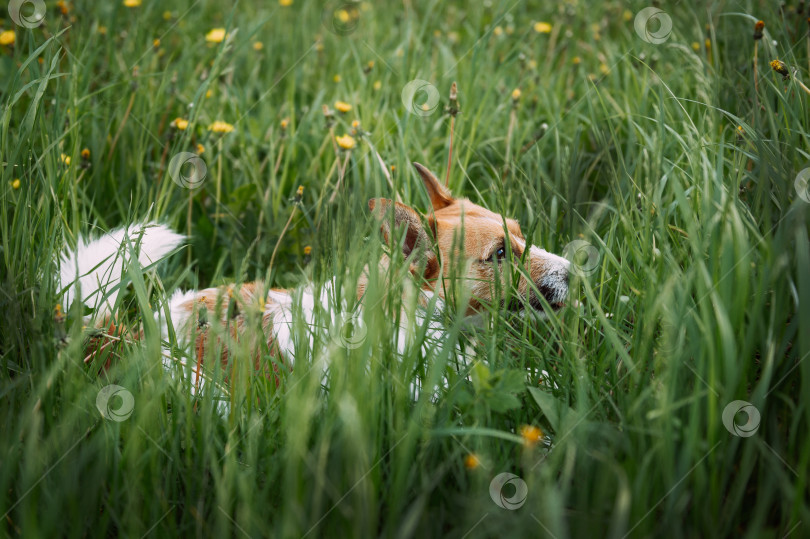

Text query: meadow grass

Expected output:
[1,0,810,537]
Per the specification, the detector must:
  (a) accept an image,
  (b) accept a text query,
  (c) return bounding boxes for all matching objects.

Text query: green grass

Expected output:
[2,0,810,536]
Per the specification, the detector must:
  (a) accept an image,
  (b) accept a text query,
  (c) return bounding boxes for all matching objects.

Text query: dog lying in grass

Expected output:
[58,162,570,396]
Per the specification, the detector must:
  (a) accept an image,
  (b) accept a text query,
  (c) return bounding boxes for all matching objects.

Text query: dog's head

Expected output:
[369,163,570,316]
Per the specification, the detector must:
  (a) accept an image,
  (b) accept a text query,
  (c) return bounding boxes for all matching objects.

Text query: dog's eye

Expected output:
[489,246,507,262]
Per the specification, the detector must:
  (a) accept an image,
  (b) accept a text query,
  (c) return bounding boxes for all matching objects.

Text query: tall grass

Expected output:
[1,0,809,536]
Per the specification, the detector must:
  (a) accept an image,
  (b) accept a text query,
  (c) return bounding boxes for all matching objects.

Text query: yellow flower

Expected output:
[196,143,205,154]
[209,121,235,133]
[153,38,160,48]
[11,179,20,190]
[205,89,212,98]
[205,28,227,44]
[464,453,481,470]
[172,117,189,130]
[81,148,90,159]
[533,22,552,34]
[280,118,289,130]
[98,26,107,35]
[123,0,141,7]
[599,63,609,75]
[770,59,789,78]
[279,0,292,5]
[335,134,356,150]
[691,42,700,51]
[60,154,71,166]
[296,185,304,197]
[493,26,503,37]
[520,425,543,446]
[373,80,382,91]
[572,56,581,65]
[334,100,352,113]
[253,41,264,51]
[162,11,173,20]
[622,10,633,22]
[303,245,312,255]
[0,30,16,46]
[333,74,341,83]
[511,88,521,101]
[351,120,360,128]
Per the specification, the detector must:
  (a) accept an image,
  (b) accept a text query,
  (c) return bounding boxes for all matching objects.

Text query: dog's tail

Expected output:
[58,222,184,319]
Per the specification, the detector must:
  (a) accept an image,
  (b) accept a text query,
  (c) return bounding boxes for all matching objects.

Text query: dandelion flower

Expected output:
[253,41,264,51]
[511,88,521,101]
[81,148,90,159]
[123,0,141,7]
[533,21,552,34]
[373,80,382,91]
[572,56,581,65]
[98,26,107,35]
[303,245,312,255]
[209,121,235,133]
[335,134,356,150]
[60,153,71,166]
[172,117,189,130]
[0,30,16,46]
[493,26,503,37]
[464,454,481,470]
[153,38,160,48]
[11,179,20,189]
[770,59,790,79]
[691,42,700,52]
[205,28,227,44]
[334,100,352,113]
[162,11,173,20]
[520,425,543,446]
[280,118,289,130]
[279,0,292,5]
[333,74,341,83]
[297,185,304,196]
[754,20,765,41]
[196,143,205,154]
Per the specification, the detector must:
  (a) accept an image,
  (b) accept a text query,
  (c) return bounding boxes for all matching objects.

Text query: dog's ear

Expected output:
[368,198,438,278]
[413,162,453,210]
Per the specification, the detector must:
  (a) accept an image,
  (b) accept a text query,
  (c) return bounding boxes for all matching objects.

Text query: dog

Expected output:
[58,162,570,398]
